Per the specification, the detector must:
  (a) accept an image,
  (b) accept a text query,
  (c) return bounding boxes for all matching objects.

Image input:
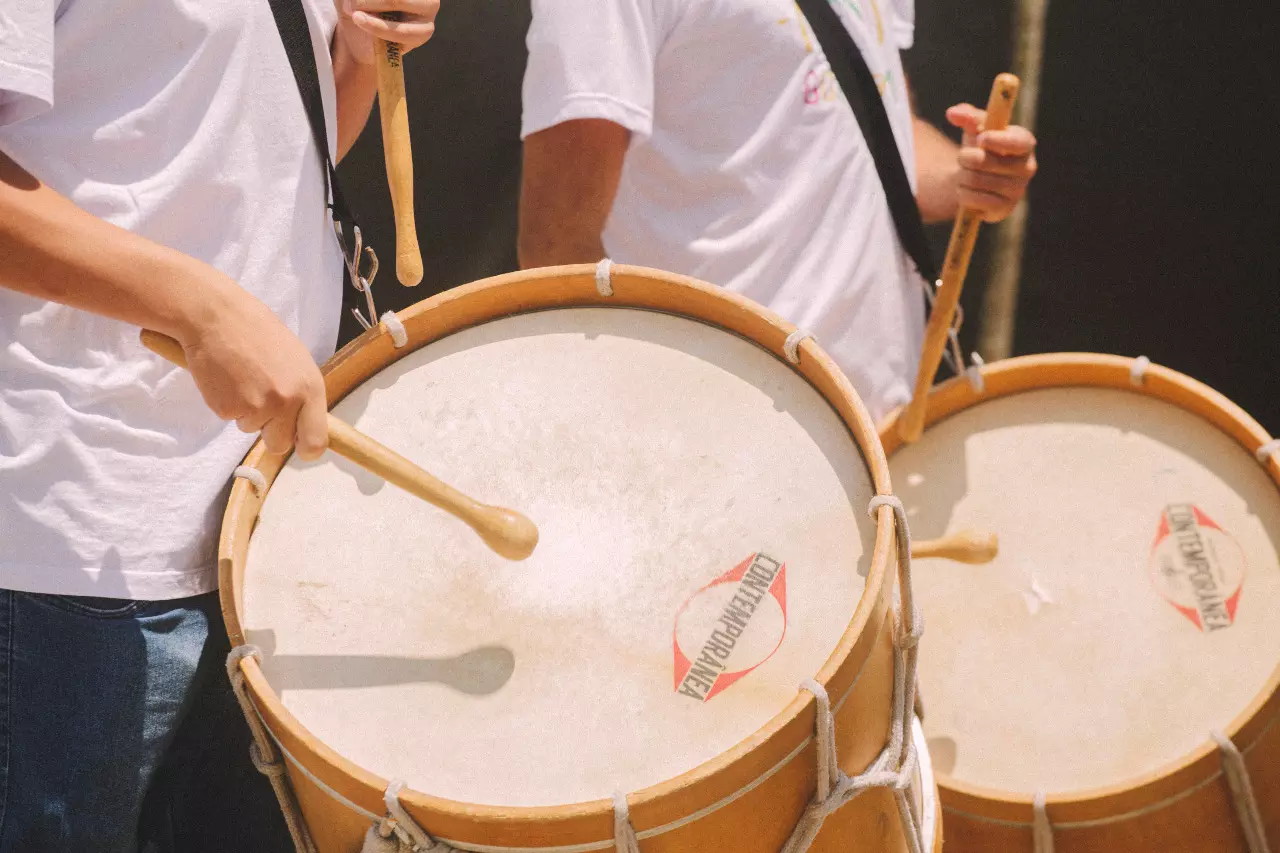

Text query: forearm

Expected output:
[518,221,606,269]
[333,44,378,161]
[0,151,238,340]
[913,116,962,223]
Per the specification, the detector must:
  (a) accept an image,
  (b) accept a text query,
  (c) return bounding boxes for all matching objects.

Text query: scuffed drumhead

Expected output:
[892,387,1280,795]
[243,308,877,808]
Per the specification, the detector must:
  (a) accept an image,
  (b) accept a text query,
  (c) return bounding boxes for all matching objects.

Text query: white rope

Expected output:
[612,793,641,853]
[780,495,924,853]
[1129,355,1150,386]
[1032,791,1055,853]
[362,781,458,853]
[966,351,986,393]
[380,311,408,349]
[226,646,317,853]
[595,258,614,297]
[783,330,813,365]
[1212,730,1272,853]
[1256,438,1280,466]
[233,465,267,496]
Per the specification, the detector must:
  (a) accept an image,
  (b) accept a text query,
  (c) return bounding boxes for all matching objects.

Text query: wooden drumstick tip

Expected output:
[911,529,999,564]
[474,506,540,561]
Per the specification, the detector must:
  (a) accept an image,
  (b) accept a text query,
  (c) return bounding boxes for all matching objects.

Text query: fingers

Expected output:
[977,125,1037,157]
[347,0,439,51]
[945,103,984,146]
[958,146,1038,177]
[260,396,304,456]
[293,383,330,462]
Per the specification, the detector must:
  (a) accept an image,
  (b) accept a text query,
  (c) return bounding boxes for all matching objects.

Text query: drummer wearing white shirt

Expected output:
[518,0,1038,420]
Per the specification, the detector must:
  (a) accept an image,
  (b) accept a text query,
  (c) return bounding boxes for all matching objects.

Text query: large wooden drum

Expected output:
[220,265,940,853]
[881,354,1280,852]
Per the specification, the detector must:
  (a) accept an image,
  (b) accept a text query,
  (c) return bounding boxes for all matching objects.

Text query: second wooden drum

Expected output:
[881,353,1280,853]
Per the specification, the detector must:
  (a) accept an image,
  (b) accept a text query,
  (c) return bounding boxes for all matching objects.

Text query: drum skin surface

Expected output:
[880,354,1280,853]
[219,265,932,853]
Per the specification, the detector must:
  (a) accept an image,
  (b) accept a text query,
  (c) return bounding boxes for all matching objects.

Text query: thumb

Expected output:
[946,103,985,146]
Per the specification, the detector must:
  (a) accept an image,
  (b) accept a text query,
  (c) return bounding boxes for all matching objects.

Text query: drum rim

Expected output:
[879,352,1280,828]
[219,264,899,847]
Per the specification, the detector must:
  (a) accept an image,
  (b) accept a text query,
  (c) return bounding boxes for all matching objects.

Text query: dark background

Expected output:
[338,1,1279,432]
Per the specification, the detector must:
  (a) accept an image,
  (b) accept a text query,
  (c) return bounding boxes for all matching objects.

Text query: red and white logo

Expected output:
[1149,504,1246,633]
[673,553,788,702]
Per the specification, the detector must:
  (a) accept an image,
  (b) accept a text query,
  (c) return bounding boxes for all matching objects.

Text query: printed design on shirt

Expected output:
[783,1,895,106]
[1148,504,1246,633]
[673,553,788,702]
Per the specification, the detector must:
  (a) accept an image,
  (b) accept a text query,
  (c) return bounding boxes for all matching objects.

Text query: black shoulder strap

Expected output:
[793,0,938,284]
[265,0,356,235]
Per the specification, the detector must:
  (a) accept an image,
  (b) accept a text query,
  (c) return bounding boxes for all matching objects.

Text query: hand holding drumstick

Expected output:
[140,329,538,561]
[334,0,437,285]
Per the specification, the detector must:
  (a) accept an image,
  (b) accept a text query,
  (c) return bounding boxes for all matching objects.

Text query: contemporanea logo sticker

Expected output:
[673,553,787,702]
[1149,504,1246,632]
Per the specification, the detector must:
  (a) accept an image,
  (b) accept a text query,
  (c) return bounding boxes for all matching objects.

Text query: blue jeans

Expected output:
[0,589,293,853]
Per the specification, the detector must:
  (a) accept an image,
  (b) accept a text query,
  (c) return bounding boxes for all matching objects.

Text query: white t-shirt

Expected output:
[522,0,925,420]
[0,0,345,599]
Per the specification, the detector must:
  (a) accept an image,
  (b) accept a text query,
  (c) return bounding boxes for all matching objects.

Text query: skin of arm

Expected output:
[518,118,631,269]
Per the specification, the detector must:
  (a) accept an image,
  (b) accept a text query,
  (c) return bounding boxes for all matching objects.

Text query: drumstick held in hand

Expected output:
[911,529,999,564]
[139,330,538,561]
[897,74,1021,444]
[375,14,424,286]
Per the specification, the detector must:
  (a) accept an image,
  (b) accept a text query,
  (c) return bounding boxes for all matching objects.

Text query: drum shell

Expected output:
[879,353,1280,853]
[219,264,930,853]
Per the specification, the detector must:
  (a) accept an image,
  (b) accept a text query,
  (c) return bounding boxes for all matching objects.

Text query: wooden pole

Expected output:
[977,0,1050,361]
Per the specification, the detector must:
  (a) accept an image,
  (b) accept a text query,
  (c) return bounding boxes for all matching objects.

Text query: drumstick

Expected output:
[896,73,1021,444]
[139,330,538,561]
[911,529,999,564]
[375,14,424,286]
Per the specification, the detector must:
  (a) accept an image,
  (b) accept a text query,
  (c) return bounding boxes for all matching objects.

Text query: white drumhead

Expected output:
[243,308,877,807]
[893,387,1280,794]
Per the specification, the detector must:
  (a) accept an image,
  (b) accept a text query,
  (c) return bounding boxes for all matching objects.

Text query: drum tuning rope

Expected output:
[595,258,615,297]
[233,465,268,496]
[1256,437,1280,467]
[1211,731,1273,853]
[1129,355,1151,386]
[381,311,409,348]
[781,495,926,853]
[784,329,815,365]
[1032,791,1054,853]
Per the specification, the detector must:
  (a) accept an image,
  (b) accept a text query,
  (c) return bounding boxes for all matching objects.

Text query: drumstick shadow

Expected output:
[245,630,514,695]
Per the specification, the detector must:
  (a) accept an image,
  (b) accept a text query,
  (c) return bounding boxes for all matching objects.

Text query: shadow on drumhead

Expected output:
[245,629,516,696]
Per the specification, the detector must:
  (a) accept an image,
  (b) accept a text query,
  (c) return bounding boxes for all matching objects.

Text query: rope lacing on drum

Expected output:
[1211,730,1273,853]
[227,645,318,853]
[595,258,614,297]
[780,495,925,853]
[1256,437,1280,467]
[1032,791,1054,853]
[234,466,268,496]
[1129,355,1151,386]
[612,793,642,853]
[381,311,409,348]
[784,330,814,365]
[361,782,459,853]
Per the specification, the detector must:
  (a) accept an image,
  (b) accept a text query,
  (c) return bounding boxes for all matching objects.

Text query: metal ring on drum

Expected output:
[880,353,1280,853]
[219,264,936,853]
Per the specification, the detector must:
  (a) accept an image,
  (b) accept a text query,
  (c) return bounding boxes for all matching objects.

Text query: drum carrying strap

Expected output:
[792,0,937,286]
[265,0,382,330]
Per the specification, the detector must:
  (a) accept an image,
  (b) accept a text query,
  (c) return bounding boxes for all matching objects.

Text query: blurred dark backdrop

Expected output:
[338,0,1279,432]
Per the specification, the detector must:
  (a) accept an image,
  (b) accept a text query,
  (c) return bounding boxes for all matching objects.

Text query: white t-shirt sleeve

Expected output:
[521,0,664,141]
[0,1,56,126]
[889,0,915,49]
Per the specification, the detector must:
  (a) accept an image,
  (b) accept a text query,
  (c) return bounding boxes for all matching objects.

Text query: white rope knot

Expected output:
[226,645,318,853]
[233,465,267,496]
[612,792,641,853]
[1032,791,1055,853]
[966,351,986,393]
[380,311,408,349]
[1211,730,1271,853]
[360,781,457,853]
[784,329,813,365]
[1256,438,1280,467]
[1129,355,1151,386]
[595,258,614,297]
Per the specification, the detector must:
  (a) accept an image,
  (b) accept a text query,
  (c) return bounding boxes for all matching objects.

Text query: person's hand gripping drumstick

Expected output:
[140,329,538,561]
[335,0,435,286]
[897,74,1021,444]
